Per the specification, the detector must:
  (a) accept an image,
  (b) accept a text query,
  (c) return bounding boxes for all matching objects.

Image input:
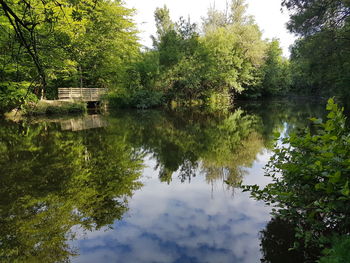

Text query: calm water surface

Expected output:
[0,99,325,263]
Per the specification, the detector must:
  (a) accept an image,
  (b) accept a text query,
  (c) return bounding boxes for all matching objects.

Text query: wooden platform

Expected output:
[58,88,107,102]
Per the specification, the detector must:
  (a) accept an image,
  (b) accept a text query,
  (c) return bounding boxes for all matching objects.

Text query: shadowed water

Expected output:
[0,98,325,263]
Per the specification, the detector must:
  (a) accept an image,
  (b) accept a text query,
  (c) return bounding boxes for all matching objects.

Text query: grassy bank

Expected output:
[19,100,87,116]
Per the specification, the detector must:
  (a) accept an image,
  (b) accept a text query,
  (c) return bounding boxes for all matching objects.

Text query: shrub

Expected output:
[129,89,164,109]
[243,98,350,253]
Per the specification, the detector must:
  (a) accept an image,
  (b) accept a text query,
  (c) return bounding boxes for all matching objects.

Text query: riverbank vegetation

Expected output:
[243,99,350,262]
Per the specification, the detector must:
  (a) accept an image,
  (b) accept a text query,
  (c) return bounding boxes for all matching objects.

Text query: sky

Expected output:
[125,0,297,57]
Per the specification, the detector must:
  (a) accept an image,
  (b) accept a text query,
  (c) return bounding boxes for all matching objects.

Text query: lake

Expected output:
[0,98,326,263]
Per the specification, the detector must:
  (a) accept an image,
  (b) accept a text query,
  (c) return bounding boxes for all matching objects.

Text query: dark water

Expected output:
[0,98,326,263]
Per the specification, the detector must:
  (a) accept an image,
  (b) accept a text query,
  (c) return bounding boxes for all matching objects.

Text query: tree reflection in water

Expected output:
[0,120,143,262]
[260,217,319,263]
[0,101,312,262]
[109,108,265,187]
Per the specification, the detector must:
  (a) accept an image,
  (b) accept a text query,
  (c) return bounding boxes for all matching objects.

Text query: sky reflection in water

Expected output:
[72,152,272,263]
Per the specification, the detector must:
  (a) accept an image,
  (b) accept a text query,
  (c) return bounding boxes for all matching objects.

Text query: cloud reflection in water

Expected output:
[72,153,272,263]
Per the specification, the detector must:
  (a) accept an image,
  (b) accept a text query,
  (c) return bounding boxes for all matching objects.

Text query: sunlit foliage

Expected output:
[244,99,350,260]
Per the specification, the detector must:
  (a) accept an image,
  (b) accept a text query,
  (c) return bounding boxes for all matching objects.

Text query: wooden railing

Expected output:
[58,88,107,102]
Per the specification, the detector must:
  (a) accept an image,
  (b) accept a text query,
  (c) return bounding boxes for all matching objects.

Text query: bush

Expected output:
[129,89,164,109]
[243,98,350,253]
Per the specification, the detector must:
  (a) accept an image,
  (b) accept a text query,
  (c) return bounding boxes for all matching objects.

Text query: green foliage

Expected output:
[115,0,274,108]
[260,40,291,96]
[285,0,350,97]
[203,25,262,95]
[135,51,160,91]
[0,0,139,110]
[1,0,293,110]
[129,89,164,109]
[319,236,350,263]
[282,0,349,36]
[152,5,175,45]
[243,98,350,256]
[108,89,164,109]
[0,83,37,113]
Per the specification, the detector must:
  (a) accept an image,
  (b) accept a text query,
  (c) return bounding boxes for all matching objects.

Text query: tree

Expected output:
[260,39,291,96]
[282,0,350,36]
[0,0,139,108]
[285,0,350,97]
[152,5,174,47]
[202,0,266,98]
[69,0,139,91]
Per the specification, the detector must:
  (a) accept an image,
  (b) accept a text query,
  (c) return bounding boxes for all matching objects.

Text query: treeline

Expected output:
[122,0,350,106]
[0,0,290,112]
[111,0,291,108]
[1,0,349,112]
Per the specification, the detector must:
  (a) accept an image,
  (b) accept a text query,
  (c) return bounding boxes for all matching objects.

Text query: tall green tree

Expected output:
[152,5,174,46]
[202,0,266,98]
[260,39,291,96]
[285,0,350,97]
